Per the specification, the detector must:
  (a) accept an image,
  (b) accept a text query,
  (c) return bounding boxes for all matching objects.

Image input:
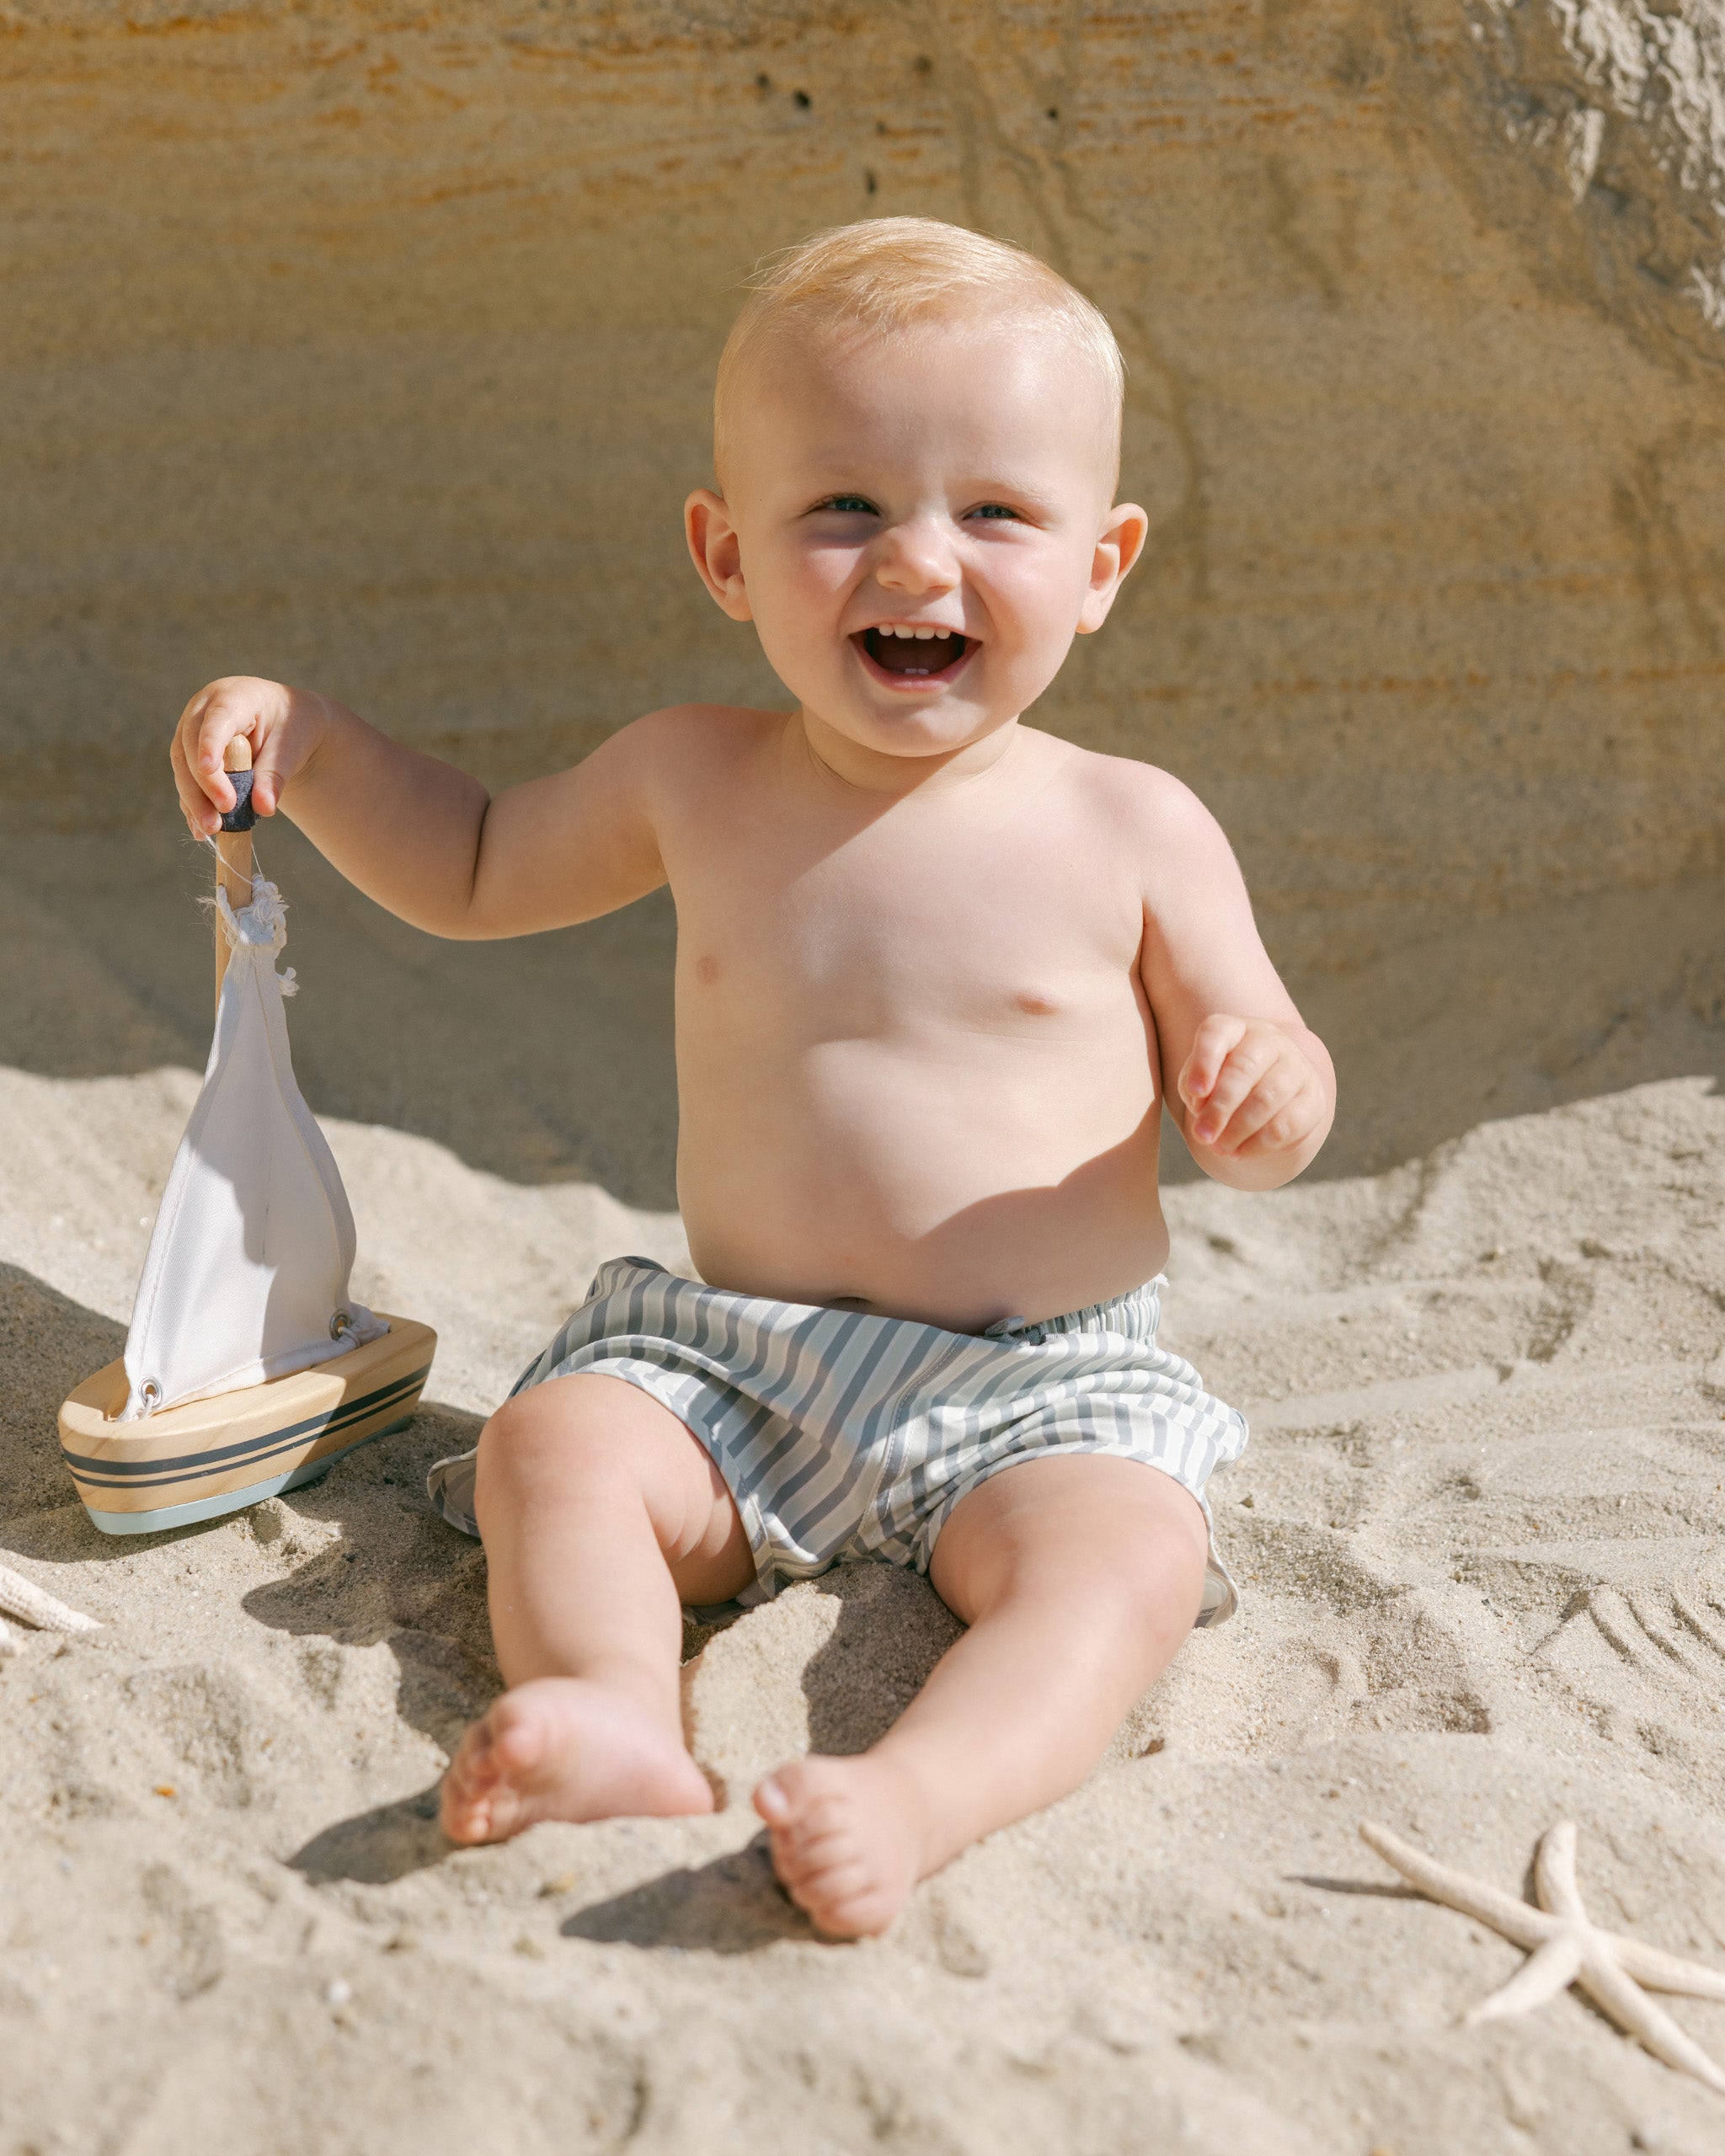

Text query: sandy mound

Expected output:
[3,1068,1724,2154]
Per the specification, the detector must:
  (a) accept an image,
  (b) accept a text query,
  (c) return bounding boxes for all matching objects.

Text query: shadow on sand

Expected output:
[562,1833,814,1952]
[289,1784,450,1886]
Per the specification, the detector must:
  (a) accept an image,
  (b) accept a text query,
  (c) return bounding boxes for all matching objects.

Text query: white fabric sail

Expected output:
[120,860,384,1422]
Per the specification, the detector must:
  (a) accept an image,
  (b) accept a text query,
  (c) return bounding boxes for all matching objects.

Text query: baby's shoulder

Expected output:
[599,702,783,801]
[1035,734,1228,854]
[617,701,782,763]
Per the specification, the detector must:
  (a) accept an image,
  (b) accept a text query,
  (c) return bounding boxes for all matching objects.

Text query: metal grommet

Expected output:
[140,1380,162,1410]
[329,1310,354,1341]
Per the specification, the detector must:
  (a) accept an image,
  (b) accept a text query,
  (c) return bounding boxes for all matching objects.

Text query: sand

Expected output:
[4,1014,1725,2153]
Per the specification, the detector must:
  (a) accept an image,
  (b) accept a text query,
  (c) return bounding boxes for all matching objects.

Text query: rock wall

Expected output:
[2,1,1722,1177]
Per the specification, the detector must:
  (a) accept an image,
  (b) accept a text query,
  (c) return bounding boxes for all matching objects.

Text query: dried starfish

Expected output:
[1360,1818,1725,2095]
[0,1561,99,1635]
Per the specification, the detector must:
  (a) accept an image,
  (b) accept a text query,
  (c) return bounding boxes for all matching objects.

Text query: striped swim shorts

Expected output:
[427,1256,1247,1627]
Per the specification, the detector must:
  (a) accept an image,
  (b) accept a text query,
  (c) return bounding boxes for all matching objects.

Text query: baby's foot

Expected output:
[754,1753,931,1937]
[441,1676,713,1844]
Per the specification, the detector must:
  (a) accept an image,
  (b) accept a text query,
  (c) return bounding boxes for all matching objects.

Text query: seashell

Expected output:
[0,1561,99,1633]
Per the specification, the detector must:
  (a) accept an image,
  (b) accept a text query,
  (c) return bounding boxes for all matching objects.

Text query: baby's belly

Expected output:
[675,1033,1170,1332]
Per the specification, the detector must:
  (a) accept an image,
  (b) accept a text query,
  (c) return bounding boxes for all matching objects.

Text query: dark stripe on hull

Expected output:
[62,1368,431,1492]
[83,1416,420,1537]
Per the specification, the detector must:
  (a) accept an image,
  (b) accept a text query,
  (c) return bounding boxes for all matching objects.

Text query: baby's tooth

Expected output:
[914,627,937,639]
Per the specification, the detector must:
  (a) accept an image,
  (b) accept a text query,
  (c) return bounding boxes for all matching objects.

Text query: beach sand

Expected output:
[4,1001,1725,2152]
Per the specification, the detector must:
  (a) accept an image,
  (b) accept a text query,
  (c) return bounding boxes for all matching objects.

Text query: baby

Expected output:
[171,218,1333,1938]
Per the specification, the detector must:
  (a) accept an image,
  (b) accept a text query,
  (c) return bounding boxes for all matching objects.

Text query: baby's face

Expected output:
[690,317,1145,771]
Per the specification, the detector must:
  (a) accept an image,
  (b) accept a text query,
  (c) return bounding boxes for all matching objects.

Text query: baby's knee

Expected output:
[1116,1513,1209,1634]
[1003,1472,1209,1631]
[1092,1474,1209,1614]
[473,1387,633,1516]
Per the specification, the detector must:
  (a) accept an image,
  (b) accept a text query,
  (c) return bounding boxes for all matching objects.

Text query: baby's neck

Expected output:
[794,706,1023,798]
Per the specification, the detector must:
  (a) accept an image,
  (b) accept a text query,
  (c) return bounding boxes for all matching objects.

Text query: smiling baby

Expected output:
[170,218,1335,1937]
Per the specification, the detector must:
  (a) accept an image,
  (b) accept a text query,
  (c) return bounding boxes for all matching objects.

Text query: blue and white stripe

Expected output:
[428,1257,1246,1626]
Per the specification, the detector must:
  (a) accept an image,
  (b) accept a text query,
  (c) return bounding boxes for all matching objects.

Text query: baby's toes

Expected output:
[440,1709,525,1840]
[440,1759,495,1841]
[443,1791,493,1844]
[476,1693,548,1776]
[754,1755,923,1937]
[797,1862,899,1940]
[772,1829,857,1903]
[767,1805,849,1870]
[754,1758,845,1840]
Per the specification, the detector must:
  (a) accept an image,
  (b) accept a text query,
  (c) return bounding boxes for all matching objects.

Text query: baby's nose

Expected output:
[873,519,959,591]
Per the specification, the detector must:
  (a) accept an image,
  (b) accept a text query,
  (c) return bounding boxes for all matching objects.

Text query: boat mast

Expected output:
[214,736,254,1012]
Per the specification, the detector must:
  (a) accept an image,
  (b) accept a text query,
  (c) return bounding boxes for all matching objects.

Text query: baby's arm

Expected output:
[170,678,666,938]
[1129,771,1335,1193]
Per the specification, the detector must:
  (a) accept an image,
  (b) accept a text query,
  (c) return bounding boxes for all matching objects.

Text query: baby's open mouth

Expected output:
[855,625,971,682]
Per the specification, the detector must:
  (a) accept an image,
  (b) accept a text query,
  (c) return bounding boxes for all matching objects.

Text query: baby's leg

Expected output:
[441,1374,754,1844]
[756,1454,1207,1935]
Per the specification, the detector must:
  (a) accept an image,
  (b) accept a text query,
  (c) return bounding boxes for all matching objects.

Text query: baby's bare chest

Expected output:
[669,797,1147,1040]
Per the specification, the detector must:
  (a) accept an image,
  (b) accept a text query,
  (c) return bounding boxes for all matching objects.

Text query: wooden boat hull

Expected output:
[57,1315,437,1534]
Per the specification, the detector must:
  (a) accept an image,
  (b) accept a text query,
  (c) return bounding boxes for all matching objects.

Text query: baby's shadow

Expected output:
[560,1566,962,1955]
[800,1561,964,1757]
[563,1833,812,1953]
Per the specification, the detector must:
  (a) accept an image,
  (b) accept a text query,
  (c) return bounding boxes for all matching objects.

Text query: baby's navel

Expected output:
[694,954,721,985]
[1013,989,1060,1017]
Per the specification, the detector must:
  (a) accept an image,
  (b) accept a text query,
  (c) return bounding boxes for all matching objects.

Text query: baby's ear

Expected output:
[685,489,754,621]
[1076,500,1150,632]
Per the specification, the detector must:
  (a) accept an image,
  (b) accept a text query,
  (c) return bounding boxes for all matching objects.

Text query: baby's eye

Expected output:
[968,503,1024,522]
[813,494,879,515]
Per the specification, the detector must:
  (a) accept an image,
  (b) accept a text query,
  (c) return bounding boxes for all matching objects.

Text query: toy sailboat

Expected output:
[56,743,436,1534]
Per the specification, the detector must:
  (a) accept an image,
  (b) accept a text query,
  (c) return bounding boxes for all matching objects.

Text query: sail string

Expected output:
[199,835,297,993]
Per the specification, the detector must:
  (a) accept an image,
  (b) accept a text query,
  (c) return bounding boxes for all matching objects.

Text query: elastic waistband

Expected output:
[983,1278,1163,1348]
[600,1259,1163,1348]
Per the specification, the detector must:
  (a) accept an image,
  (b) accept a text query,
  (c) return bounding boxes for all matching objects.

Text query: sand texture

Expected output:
[3,1053,1724,2154]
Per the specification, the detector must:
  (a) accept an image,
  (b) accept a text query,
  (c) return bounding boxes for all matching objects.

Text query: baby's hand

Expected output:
[169,675,328,839]
[1177,1015,1327,1162]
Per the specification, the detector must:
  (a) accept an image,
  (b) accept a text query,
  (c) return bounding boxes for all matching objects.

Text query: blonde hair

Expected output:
[713,217,1125,488]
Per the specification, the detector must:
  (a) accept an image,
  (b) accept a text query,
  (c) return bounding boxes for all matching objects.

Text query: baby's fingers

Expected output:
[172,677,291,832]
[245,696,319,818]
[188,693,255,807]
[1178,1014,1248,1115]
[1206,1060,1313,1157]
[173,691,244,825]
[169,717,226,838]
[1186,1033,1277,1147]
